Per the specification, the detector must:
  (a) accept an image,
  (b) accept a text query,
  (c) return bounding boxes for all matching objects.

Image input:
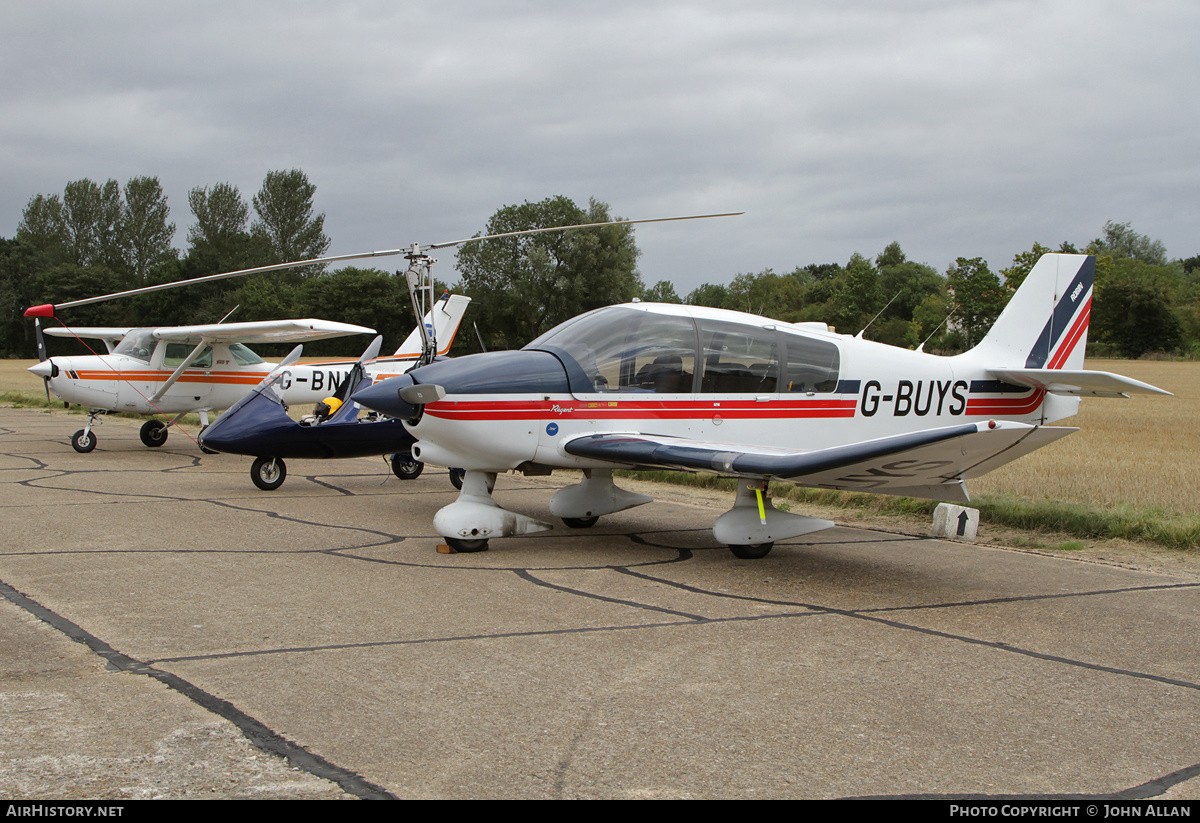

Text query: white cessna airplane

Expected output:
[26,294,470,453]
[351,253,1170,557]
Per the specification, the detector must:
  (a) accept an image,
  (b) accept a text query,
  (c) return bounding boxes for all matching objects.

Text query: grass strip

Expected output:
[617,469,1200,551]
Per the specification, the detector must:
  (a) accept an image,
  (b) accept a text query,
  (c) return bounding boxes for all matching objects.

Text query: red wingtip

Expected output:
[24,304,55,318]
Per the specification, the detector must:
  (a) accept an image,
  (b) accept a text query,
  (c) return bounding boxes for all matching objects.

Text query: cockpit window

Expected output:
[163,343,213,369]
[697,319,779,394]
[229,343,265,365]
[781,331,840,392]
[527,307,698,393]
[113,329,156,363]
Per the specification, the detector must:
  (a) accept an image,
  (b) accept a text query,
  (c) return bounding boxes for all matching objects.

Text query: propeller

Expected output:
[33,318,53,411]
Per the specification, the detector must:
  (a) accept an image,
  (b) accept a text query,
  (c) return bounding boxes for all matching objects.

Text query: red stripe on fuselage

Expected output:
[71,370,270,386]
[425,397,859,422]
[966,388,1046,416]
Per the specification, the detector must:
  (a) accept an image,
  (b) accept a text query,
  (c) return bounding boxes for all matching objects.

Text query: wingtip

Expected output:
[24,304,55,318]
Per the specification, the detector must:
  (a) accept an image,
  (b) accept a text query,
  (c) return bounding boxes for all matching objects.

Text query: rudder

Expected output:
[970,253,1094,370]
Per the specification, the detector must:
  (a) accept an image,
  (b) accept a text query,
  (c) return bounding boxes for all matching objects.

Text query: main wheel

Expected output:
[445,536,488,553]
[729,542,774,559]
[449,469,465,490]
[562,516,599,529]
[391,453,424,480]
[71,429,96,453]
[251,456,287,491]
[140,420,168,447]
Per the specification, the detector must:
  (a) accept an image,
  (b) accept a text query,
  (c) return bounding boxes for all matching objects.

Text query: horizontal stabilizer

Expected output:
[988,368,1171,397]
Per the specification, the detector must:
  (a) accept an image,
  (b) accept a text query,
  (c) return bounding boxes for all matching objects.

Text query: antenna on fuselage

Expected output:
[915,307,957,352]
[855,291,901,340]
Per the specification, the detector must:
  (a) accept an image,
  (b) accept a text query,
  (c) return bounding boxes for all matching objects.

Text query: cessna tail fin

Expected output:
[971,253,1094,371]
[393,294,471,358]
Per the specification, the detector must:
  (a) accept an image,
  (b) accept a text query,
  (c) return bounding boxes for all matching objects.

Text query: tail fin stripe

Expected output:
[1023,258,1095,369]
[1047,297,1092,370]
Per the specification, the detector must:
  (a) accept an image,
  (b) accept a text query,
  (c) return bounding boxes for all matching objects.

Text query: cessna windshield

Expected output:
[526,305,840,395]
[113,329,156,363]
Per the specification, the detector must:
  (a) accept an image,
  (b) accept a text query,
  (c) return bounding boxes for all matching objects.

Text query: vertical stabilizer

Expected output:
[393,294,471,358]
[970,253,1094,370]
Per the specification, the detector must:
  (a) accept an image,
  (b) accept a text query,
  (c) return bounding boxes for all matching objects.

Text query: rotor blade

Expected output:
[427,212,745,250]
[25,249,407,316]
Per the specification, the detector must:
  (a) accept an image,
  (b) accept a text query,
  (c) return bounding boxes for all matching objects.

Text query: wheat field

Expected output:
[967,360,1198,516]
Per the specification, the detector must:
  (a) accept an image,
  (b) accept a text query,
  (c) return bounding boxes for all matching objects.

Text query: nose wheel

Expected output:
[71,429,97,453]
[70,410,104,453]
[251,456,287,491]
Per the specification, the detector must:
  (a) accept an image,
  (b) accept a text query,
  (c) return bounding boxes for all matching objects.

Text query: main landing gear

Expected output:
[72,410,213,453]
[713,478,834,559]
[433,468,652,552]
[430,470,835,559]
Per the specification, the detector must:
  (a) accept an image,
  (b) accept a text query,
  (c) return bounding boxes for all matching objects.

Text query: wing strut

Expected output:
[149,339,211,402]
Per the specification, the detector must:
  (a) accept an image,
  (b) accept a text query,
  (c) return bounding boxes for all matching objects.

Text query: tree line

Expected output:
[3,176,1197,361]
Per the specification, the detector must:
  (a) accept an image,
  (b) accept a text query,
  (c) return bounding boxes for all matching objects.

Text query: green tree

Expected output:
[1092,274,1182,358]
[251,169,329,270]
[1000,242,1053,291]
[15,194,68,263]
[831,252,880,334]
[1088,221,1168,266]
[685,282,729,308]
[187,182,257,273]
[0,237,49,357]
[455,196,642,349]
[946,257,1006,350]
[641,280,682,303]
[299,267,417,355]
[122,176,176,284]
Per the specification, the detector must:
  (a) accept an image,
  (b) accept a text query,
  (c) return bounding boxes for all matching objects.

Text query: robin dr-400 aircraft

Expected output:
[25,286,469,454]
[352,252,1170,557]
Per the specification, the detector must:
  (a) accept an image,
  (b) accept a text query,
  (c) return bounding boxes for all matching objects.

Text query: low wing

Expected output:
[564,421,1076,503]
[42,327,132,342]
[151,319,375,345]
[988,368,1171,397]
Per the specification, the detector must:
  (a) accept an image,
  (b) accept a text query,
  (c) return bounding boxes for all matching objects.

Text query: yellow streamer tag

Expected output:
[755,486,767,525]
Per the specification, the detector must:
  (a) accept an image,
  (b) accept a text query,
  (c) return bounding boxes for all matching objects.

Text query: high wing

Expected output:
[564,421,1076,503]
[987,368,1172,398]
[43,327,132,342]
[150,319,375,345]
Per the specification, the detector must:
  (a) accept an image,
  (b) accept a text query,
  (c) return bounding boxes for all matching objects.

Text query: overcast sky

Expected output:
[3,1,1197,295]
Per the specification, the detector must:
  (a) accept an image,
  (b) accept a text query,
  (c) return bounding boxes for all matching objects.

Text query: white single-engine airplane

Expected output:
[351,252,1171,557]
[26,294,470,453]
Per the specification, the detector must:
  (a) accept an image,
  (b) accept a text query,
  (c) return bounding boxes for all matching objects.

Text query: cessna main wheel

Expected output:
[71,429,96,453]
[729,542,774,559]
[251,456,287,491]
[391,453,424,480]
[140,420,168,447]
